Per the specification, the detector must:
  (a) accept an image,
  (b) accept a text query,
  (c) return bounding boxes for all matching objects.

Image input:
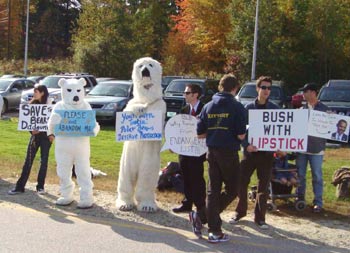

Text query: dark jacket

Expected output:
[197,92,246,151]
[302,101,329,153]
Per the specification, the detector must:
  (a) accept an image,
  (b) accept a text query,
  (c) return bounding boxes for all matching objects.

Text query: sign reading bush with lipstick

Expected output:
[248,109,309,152]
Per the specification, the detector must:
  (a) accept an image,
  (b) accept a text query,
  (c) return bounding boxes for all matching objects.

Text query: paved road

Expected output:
[0,202,346,253]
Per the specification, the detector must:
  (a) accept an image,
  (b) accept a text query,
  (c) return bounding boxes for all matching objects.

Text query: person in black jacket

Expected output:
[196,74,246,243]
[231,76,279,229]
[173,84,207,224]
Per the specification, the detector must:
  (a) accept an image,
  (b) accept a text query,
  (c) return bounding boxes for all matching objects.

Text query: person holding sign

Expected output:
[172,84,207,233]
[232,76,279,230]
[8,85,53,195]
[296,83,329,213]
[197,74,246,243]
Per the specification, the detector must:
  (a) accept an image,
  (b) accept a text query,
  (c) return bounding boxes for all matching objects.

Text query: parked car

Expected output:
[21,73,97,104]
[161,76,184,92]
[85,80,133,122]
[0,78,35,113]
[96,77,117,83]
[291,90,304,108]
[318,82,350,116]
[163,78,218,119]
[1,74,24,79]
[235,81,288,108]
[27,75,45,83]
[323,79,350,87]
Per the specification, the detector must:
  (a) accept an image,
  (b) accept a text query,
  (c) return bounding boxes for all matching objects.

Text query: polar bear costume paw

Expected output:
[77,200,94,209]
[116,199,135,211]
[56,197,74,206]
[137,202,158,213]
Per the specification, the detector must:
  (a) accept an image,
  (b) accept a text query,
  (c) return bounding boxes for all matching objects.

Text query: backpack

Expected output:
[332,166,350,199]
[157,162,184,193]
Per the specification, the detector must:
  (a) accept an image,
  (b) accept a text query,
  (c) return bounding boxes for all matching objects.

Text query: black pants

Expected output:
[179,154,206,211]
[235,152,274,223]
[16,133,51,191]
[206,148,240,234]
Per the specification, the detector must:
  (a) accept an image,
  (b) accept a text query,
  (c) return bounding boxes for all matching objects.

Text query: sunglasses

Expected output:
[183,91,193,95]
[260,85,272,90]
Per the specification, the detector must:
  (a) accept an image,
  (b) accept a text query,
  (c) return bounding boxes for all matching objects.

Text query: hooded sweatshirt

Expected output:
[197,92,246,151]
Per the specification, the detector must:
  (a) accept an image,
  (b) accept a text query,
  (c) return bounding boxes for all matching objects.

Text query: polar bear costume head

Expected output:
[132,57,162,104]
[58,78,86,106]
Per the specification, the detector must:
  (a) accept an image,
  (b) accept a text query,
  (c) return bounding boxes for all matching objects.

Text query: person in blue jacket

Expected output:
[194,74,246,243]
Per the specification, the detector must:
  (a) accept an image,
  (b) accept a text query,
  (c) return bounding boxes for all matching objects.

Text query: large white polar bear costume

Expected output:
[48,78,100,209]
[116,57,166,212]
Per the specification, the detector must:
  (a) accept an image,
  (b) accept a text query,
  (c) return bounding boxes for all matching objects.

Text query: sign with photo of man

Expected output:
[308,110,350,142]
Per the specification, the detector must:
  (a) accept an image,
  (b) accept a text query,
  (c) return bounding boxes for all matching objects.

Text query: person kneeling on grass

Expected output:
[8,85,54,195]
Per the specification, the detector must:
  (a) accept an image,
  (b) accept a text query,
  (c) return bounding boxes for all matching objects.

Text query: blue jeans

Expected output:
[296,153,324,207]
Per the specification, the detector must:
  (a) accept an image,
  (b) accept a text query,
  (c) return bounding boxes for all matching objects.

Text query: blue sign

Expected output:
[54,110,96,137]
[116,111,163,142]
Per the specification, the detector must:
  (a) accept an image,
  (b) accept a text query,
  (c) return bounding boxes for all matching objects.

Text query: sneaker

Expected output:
[256,221,269,229]
[229,214,245,224]
[313,205,322,213]
[37,189,46,195]
[8,189,24,195]
[189,211,202,238]
[207,232,229,243]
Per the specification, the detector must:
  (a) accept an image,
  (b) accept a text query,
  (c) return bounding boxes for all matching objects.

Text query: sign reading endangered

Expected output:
[116,111,163,141]
[54,110,96,136]
[161,114,207,156]
[248,109,308,151]
[18,104,53,131]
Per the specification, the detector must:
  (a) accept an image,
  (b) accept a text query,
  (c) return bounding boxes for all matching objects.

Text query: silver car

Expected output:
[0,78,35,113]
[85,80,133,122]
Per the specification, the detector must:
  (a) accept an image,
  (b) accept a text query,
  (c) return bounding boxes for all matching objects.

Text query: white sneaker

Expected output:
[37,189,46,195]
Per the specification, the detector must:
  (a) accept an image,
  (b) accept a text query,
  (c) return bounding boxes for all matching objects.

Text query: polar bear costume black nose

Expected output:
[73,96,79,102]
[142,67,150,77]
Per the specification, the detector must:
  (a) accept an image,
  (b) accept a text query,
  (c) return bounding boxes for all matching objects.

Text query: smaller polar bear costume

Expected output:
[116,57,166,212]
[48,78,100,208]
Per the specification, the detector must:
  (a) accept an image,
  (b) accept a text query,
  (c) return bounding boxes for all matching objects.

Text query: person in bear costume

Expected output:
[116,57,166,212]
[48,78,100,209]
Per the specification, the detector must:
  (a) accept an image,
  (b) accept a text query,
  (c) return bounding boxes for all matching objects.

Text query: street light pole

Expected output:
[251,0,259,81]
[24,0,30,77]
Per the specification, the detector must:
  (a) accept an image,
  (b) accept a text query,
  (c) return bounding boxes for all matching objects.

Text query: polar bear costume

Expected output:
[116,57,166,212]
[48,78,100,209]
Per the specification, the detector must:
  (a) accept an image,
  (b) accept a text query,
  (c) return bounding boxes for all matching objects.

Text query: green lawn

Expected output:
[0,118,349,215]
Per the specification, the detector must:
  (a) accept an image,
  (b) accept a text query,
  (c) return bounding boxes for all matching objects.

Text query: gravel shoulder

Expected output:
[1,177,349,251]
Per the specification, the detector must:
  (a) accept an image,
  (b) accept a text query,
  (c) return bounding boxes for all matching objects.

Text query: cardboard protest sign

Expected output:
[54,110,96,137]
[116,111,163,142]
[308,110,350,143]
[18,104,53,131]
[161,114,207,156]
[248,109,308,151]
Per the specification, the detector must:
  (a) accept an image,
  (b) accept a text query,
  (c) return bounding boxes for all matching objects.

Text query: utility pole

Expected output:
[24,0,29,77]
[7,0,11,59]
[251,0,259,81]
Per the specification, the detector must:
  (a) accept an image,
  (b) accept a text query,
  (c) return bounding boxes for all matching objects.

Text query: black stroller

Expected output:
[248,153,307,212]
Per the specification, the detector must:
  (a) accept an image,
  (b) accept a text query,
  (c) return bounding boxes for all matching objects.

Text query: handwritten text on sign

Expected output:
[161,114,207,156]
[308,110,350,142]
[54,110,96,137]
[18,104,53,131]
[116,111,163,141]
[248,109,308,151]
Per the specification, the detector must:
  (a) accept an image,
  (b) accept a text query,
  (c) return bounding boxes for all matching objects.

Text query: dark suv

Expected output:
[21,73,97,104]
[318,81,350,116]
[163,78,218,119]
